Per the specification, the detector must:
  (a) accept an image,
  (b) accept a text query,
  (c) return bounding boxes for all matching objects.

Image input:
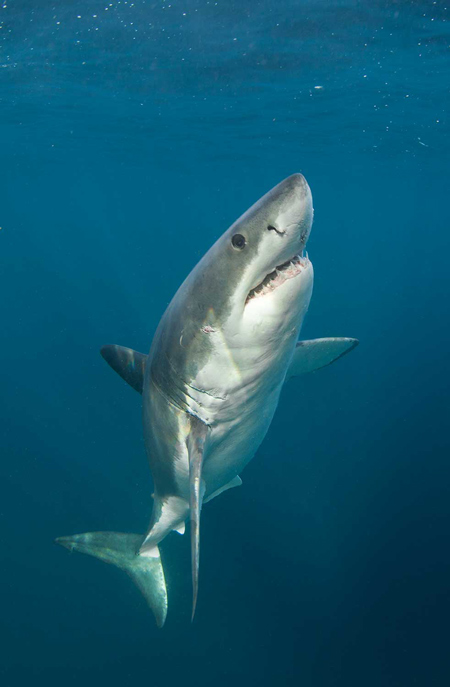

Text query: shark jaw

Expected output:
[245,252,311,306]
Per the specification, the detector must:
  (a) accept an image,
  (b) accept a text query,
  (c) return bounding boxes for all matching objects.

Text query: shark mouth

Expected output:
[246,253,310,305]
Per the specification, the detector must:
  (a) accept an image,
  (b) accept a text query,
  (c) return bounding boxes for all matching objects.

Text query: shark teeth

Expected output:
[246,254,309,305]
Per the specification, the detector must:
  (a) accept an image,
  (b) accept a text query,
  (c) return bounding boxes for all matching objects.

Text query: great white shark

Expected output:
[56,173,358,627]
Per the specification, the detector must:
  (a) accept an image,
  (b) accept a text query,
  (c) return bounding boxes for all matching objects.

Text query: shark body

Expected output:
[57,174,358,626]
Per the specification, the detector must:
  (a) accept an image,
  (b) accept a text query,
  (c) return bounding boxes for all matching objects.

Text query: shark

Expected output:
[56,173,358,627]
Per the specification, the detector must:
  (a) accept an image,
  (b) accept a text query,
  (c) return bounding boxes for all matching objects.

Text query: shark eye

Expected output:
[231,234,246,250]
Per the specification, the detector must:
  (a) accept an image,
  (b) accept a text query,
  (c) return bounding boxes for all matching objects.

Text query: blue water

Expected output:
[1,1,449,685]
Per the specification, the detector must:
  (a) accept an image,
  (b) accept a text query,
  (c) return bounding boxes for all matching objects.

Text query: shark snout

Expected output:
[268,173,314,252]
[280,173,309,195]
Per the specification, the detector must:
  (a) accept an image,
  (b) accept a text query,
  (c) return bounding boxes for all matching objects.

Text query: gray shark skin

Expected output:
[56,174,358,627]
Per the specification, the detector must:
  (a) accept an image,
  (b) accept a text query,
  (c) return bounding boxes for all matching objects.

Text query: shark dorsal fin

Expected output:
[100,344,147,394]
[286,337,358,379]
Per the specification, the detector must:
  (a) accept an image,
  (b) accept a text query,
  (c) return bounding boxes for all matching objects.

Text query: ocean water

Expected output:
[1,1,449,685]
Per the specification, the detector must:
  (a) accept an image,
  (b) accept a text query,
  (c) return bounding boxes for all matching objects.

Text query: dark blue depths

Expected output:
[0,1,449,686]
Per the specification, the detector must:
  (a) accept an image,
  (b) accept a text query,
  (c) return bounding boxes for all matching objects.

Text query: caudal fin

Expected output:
[55,531,167,628]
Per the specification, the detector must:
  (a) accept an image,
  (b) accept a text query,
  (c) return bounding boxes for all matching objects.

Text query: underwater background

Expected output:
[1,1,449,685]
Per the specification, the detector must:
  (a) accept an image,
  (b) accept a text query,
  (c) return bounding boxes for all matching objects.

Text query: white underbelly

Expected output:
[175,375,283,498]
[171,337,294,498]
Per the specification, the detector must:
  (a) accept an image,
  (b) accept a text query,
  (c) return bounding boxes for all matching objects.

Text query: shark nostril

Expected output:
[267,225,285,235]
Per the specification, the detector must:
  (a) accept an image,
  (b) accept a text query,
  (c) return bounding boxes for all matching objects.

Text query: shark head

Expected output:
[183,174,314,342]
[228,173,314,336]
[151,174,314,390]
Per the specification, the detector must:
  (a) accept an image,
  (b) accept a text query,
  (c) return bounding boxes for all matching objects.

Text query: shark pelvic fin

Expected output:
[286,337,359,379]
[204,475,242,504]
[187,416,209,622]
[55,531,167,628]
[100,344,147,394]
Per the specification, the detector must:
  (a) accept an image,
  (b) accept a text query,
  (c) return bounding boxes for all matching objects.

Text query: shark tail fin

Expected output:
[55,531,168,628]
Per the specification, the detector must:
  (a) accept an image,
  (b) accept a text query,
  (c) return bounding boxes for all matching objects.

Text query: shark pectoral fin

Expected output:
[173,522,186,535]
[187,415,209,621]
[55,531,167,628]
[204,475,242,504]
[100,344,147,394]
[286,337,359,379]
